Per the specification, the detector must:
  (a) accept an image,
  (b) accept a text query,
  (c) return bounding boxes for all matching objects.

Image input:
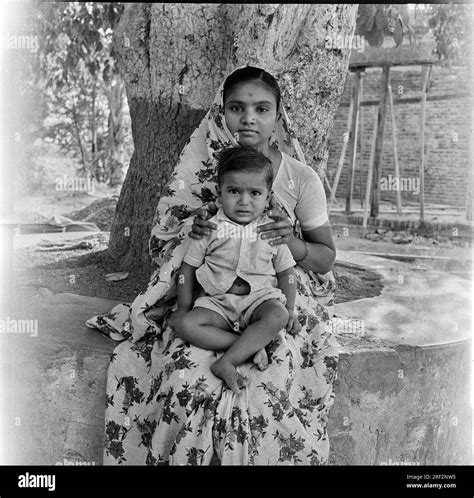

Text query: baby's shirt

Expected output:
[184,207,296,296]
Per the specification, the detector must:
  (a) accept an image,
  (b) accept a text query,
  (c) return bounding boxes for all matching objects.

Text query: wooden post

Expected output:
[370,66,391,218]
[359,72,364,208]
[324,175,333,197]
[420,64,432,222]
[345,70,362,214]
[467,116,473,221]
[362,111,379,233]
[329,77,355,211]
[467,25,473,222]
[387,84,402,215]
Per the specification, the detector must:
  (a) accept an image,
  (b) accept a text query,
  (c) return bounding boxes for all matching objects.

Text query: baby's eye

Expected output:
[252,191,262,196]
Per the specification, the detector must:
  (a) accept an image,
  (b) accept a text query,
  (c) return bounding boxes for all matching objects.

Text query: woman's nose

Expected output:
[242,110,256,124]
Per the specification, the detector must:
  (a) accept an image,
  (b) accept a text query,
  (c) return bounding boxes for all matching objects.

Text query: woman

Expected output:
[87,66,340,465]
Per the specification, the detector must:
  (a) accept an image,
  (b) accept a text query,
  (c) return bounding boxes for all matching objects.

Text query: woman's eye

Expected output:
[258,107,269,113]
[229,189,238,194]
[230,105,242,112]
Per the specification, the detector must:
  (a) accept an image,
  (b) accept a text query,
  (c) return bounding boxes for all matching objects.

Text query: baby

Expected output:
[170,145,298,394]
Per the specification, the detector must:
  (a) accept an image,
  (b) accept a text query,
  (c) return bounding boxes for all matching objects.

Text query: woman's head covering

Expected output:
[149,66,306,266]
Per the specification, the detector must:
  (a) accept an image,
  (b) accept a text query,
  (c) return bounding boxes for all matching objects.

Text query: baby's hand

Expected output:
[285,309,301,336]
[169,308,188,332]
[253,348,269,371]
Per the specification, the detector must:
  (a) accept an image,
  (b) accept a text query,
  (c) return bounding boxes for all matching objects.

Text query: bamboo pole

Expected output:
[467,21,473,222]
[359,73,364,208]
[329,76,355,211]
[420,64,432,222]
[362,111,379,234]
[324,175,333,197]
[388,84,402,215]
[467,120,473,221]
[345,70,362,214]
[370,66,391,218]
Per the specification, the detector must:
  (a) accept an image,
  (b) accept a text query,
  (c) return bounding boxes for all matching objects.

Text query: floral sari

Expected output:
[86,68,339,465]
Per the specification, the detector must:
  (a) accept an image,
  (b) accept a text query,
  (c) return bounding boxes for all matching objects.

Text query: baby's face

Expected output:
[217,170,271,225]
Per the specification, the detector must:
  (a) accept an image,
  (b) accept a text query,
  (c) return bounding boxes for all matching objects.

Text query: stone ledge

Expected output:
[328,250,472,465]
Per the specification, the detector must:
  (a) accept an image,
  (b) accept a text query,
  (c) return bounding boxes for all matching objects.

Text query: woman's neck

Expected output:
[256,143,282,176]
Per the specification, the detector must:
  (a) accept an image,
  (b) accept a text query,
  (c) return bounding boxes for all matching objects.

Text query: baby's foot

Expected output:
[211,357,249,395]
[253,348,269,371]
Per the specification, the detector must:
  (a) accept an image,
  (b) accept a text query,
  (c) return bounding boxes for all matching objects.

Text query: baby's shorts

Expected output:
[193,287,287,331]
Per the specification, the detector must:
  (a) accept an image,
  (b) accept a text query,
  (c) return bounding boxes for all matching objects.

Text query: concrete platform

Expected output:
[1,291,120,465]
[0,249,471,465]
[329,251,472,465]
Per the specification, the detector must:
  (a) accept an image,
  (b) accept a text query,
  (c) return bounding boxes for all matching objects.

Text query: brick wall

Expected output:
[325,64,471,208]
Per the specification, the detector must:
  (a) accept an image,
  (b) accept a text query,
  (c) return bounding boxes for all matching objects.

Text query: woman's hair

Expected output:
[216,145,274,189]
[223,66,281,109]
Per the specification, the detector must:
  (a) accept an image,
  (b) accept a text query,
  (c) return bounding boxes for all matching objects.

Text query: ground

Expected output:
[13,231,386,304]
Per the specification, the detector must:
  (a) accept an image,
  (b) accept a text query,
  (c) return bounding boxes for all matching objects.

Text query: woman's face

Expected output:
[224,81,278,152]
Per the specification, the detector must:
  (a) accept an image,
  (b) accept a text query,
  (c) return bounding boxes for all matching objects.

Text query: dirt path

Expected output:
[12,231,387,304]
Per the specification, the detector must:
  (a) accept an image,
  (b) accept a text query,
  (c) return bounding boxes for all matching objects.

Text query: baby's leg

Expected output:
[210,360,249,395]
[177,307,237,351]
[214,299,288,383]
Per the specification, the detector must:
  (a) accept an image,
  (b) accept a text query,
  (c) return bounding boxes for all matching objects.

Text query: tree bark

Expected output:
[108,3,358,269]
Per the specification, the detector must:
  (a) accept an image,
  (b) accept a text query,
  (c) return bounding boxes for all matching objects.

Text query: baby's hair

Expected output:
[216,145,274,189]
[223,66,281,110]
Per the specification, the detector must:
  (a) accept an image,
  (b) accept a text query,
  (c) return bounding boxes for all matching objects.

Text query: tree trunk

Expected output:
[108,3,358,269]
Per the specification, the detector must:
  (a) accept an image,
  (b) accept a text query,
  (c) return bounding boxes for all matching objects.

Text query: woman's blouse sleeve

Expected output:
[295,166,329,231]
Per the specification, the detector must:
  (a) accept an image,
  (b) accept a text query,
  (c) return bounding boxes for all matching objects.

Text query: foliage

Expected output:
[355,5,410,48]
[356,3,471,65]
[34,2,132,182]
[427,3,471,62]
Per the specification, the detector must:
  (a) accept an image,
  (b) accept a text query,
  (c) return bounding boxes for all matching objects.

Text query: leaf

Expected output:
[365,29,384,48]
[356,4,376,35]
[393,19,404,47]
[375,7,388,31]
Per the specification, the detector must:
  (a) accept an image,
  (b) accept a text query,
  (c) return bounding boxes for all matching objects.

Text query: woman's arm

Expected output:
[287,222,336,274]
[258,211,336,274]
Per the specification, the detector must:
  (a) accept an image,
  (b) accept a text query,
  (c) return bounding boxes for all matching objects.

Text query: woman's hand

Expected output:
[257,196,294,246]
[189,202,218,240]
